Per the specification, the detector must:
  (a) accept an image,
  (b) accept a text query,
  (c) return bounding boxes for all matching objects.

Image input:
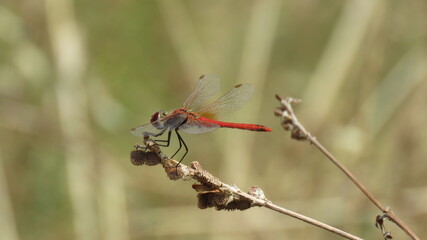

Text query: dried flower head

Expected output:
[130,149,161,166]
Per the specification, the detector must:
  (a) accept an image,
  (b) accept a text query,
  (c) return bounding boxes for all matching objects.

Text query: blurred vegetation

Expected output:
[1,0,426,240]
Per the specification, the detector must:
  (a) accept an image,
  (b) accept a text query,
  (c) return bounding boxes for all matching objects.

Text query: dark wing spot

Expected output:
[199,74,205,79]
[234,84,242,88]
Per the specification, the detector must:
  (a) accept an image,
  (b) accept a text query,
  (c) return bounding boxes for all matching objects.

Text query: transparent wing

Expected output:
[182,74,220,111]
[130,122,168,137]
[196,83,254,115]
[179,118,220,134]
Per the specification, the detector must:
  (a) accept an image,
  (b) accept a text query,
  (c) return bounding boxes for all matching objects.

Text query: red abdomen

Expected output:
[198,117,272,132]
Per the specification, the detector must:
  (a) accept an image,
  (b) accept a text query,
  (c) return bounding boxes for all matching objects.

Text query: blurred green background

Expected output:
[1,0,426,239]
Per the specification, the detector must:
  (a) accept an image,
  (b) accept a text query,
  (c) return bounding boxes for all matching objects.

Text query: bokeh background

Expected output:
[1,0,426,239]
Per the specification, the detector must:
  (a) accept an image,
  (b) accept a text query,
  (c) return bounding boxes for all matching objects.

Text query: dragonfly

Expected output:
[131,74,272,163]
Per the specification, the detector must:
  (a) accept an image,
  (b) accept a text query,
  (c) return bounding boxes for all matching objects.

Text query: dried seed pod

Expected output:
[130,150,161,166]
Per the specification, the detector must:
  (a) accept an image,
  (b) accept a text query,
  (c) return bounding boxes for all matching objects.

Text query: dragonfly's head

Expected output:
[150,110,167,129]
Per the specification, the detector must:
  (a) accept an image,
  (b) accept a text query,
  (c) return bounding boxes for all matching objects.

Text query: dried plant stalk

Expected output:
[131,140,363,240]
[274,94,419,240]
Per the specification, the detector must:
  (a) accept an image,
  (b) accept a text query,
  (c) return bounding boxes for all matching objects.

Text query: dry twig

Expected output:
[274,94,420,240]
[131,139,362,240]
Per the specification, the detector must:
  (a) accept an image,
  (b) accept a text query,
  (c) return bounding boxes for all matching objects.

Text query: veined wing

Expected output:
[182,74,220,112]
[178,118,220,134]
[196,83,254,115]
[131,122,168,137]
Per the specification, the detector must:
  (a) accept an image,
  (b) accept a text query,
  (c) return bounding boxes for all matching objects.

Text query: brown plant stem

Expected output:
[274,94,419,240]
[131,140,363,240]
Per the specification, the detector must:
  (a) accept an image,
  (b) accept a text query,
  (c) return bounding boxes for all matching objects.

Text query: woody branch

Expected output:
[274,94,419,240]
[130,139,362,240]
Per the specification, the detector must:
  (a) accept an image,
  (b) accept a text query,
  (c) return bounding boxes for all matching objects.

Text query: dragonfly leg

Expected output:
[154,131,171,147]
[171,130,182,159]
[174,130,188,166]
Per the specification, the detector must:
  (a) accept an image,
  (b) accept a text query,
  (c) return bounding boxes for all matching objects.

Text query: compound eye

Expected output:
[150,112,161,122]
